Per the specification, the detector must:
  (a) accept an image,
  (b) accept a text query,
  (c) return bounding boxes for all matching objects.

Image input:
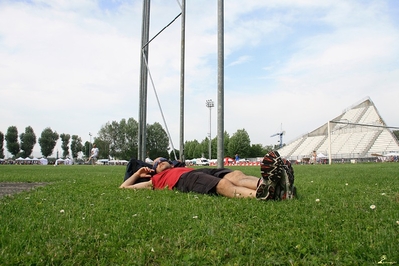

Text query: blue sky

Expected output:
[1,0,398,158]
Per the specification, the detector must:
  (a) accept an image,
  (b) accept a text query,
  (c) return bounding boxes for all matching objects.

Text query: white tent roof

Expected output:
[278,98,399,160]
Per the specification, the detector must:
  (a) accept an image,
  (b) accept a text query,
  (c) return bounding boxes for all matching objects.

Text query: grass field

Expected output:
[0,163,398,265]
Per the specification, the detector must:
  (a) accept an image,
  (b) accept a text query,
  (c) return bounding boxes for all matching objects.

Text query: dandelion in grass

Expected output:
[60,209,65,213]
[370,205,376,210]
[316,199,320,202]
[345,183,348,186]
[381,193,386,196]
[193,215,198,219]
[396,220,399,225]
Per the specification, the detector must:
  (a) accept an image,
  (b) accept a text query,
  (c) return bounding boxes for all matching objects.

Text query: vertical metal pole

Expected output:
[209,105,212,159]
[138,0,150,160]
[217,0,224,168]
[179,0,186,161]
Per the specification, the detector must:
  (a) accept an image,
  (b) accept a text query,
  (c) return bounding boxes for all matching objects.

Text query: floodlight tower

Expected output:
[206,99,214,159]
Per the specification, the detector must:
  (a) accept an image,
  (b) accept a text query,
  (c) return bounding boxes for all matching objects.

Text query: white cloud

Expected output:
[0,0,398,158]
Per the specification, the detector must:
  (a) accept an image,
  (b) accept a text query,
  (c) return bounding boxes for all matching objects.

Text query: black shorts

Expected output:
[174,168,232,195]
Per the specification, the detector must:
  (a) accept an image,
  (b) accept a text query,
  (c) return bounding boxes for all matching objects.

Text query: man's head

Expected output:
[153,157,173,173]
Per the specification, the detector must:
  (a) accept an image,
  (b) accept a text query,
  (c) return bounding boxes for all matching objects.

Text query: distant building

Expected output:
[279,97,399,162]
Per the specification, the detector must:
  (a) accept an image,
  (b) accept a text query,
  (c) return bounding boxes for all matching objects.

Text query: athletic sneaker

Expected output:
[256,151,284,200]
[275,159,296,200]
[256,178,275,200]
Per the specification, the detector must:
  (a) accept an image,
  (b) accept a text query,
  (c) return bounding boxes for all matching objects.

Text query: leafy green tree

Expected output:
[20,126,37,158]
[200,138,209,158]
[146,122,169,159]
[222,131,230,158]
[5,126,20,157]
[193,140,204,158]
[20,127,36,157]
[119,118,139,159]
[70,135,83,159]
[60,133,70,158]
[249,144,270,157]
[83,141,91,158]
[211,137,217,159]
[97,118,139,160]
[184,139,202,159]
[39,128,59,157]
[98,120,119,159]
[94,138,109,159]
[227,129,251,158]
[169,149,180,160]
[0,131,4,159]
[204,131,231,159]
[183,140,193,159]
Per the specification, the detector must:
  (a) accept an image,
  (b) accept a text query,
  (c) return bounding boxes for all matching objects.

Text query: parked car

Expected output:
[193,158,210,166]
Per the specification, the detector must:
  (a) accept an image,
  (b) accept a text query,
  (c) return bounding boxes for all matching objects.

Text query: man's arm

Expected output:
[119,167,154,190]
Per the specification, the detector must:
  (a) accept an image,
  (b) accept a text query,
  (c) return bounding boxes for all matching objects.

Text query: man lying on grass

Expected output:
[120,151,295,200]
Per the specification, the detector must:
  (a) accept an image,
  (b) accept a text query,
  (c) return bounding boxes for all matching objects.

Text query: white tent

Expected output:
[39,158,48,165]
[54,158,64,166]
[317,153,328,158]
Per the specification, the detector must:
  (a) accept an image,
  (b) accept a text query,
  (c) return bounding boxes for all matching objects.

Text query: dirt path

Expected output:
[0,182,48,199]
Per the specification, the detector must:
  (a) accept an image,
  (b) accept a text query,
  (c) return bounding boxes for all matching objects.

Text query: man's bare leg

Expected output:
[215,178,256,198]
[222,170,259,190]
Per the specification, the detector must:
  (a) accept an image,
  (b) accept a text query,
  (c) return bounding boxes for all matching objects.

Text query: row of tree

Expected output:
[0,117,276,160]
[93,118,273,160]
[0,126,84,159]
[3,120,399,160]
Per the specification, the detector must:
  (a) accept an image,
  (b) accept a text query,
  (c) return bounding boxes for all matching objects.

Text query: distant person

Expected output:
[120,151,296,200]
[235,154,240,163]
[87,144,99,165]
[311,150,317,164]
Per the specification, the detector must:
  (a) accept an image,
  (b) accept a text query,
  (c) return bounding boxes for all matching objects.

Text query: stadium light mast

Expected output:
[206,99,214,159]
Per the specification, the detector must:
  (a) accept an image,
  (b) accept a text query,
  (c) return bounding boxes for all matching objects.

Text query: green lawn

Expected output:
[0,163,398,265]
